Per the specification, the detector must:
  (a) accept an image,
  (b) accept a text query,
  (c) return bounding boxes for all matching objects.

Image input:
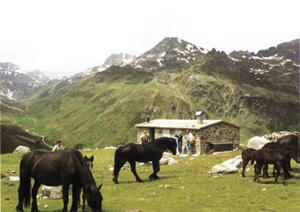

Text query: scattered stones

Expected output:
[263,131,297,141]
[13,146,30,154]
[41,186,63,199]
[210,155,242,174]
[104,146,117,150]
[9,176,20,181]
[160,157,178,165]
[179,186,185,190]
[44,204,48,208]
[164,184,172,189]
[126,209,141,212]
[246,168,250,172]
[179,154,188,158]
[262,188,266,191]
[139,198,145,201]
[247,136,270,150]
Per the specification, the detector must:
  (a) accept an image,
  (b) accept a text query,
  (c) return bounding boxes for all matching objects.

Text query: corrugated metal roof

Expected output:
[135,119,240,129]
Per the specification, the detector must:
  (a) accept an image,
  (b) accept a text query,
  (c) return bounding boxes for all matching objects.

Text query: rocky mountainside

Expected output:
[131,37,208,72]
[14,37,300,148]
[0,62,50,100]
[92,53,136,72]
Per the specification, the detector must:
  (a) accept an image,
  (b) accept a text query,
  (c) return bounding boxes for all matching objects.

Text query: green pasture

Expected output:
[1,149,300,212]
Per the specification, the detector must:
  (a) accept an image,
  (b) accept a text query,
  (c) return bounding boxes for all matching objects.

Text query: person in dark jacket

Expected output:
[175,132,183,154]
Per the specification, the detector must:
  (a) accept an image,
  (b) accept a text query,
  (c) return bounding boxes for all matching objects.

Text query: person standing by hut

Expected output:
[52,140,63,152]
[175,131,183,154]
[187,131,194,155]
[140,132,150,145]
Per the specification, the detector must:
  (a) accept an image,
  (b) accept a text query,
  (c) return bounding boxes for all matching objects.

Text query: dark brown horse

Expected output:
[16,149,102,212]
[81,155,94,210]
[113,137,177,184]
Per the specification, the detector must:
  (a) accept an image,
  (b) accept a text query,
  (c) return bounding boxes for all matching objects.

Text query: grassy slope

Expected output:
[16,65,299,148]
[2,149,300,212]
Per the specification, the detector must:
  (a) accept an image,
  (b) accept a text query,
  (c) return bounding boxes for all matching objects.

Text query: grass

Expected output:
[2,149,300,212]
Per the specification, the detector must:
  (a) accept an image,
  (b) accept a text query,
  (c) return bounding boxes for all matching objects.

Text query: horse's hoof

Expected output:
[113,181,119,184]
[137,179,143,182]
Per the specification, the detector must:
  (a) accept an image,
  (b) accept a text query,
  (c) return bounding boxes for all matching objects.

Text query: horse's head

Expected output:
[166,137,177,155]
[85,183,103,212]
[84,155,94,171]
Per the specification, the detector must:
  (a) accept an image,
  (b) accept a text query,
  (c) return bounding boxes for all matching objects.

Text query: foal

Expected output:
[80,155,94,210]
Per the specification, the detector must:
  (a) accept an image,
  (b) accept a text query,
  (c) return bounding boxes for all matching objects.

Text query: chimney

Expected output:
[195,111,204,124]
[146,115,150,123]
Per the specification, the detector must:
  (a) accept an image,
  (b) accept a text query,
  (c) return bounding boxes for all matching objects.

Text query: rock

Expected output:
[164,184,172,189]
[247,136,270,150]
[160,157,178,165]
[211,155,242,174]
[9,176,20,181]
[126,209,141,212]
[104,146,117,150]
[13,146,30,154]
[41,186,63,199]
[179,154,188,158]
[263,131,296,141]
[180,186,184,189]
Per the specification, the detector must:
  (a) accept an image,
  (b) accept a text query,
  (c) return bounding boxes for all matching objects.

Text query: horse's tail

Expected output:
[113,147,123,176]
[19,154,31,208]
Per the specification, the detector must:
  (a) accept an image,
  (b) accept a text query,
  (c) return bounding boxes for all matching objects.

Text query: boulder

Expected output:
[211,155,242,174]
[9,176,20,181]
[160,157,178,165]
[247,136,270,150]
[13,146,31,153]
[41,186,63,199]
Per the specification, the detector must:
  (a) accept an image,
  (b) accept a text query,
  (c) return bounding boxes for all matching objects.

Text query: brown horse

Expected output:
[16,149,102,212]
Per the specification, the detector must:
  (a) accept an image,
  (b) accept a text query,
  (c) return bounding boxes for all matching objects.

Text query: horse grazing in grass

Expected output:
[113,137,177,184]
[250,147,295,185]
[261,134,300,178]
[81,155,94,210]
[16,149,103,212]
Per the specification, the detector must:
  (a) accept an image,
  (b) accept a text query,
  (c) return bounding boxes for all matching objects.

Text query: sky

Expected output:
[0,0,299,79]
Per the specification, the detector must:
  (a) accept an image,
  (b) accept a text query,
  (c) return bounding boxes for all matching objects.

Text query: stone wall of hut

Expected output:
[197,123,239,154]
[136,122,239,155]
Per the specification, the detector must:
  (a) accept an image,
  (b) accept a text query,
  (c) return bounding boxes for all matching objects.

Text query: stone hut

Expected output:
[135,119,240,154]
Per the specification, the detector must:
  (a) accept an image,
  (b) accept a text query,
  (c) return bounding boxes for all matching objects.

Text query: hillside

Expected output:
[10,37,300,148]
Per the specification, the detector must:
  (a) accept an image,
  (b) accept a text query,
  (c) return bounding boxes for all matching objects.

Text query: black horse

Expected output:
[16,149,103,212]
[251,148,294,184]
[261,134,300,178]
[241,148,256,177]
[113,137,177,184]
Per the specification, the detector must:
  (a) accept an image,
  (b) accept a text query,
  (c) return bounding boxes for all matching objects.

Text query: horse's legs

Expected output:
[274,162,281,183]
[242,158,249,177]
[263,164,269,178]
[82,189,87,210]
[31,181,41,212]
[62,184,69,212]
[16,184,25,212]
[254,163,262,183]
[129,160,143,182]
[113,159,126,184]
[70,184,80,212]
[149,160,160,180]
[77,188,81,208]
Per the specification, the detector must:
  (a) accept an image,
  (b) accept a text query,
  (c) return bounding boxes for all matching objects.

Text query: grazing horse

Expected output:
[241,148,256,177]
[113,137,177,184]
[261,134,300,178]
[16,149,103,212]
[81,155,94,210]
[251,148,294,184]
